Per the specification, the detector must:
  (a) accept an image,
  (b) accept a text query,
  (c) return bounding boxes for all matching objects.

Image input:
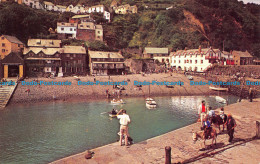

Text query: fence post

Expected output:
[256,121,260,139]
[165,146,171,164]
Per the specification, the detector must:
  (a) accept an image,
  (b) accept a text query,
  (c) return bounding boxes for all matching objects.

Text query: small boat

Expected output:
[166,84,174,88]
[111,99,126,104]
[209,86,229,91]
[146,85,157,108]
[108,112,121,118]
[216,96,227,104]
[188,76,193,80]
[146,100,157,108]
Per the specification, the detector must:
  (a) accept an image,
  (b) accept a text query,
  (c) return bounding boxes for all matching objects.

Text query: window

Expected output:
[184,60,186,64]
[195,60,197,64]
[174,60,176,63]
[179,60,180,63]
[2,49,5,52]
[97,36,100,39]
[1,37,4,40]
[73,54,76,57]
[98,31,100,34]
[2,43,5,47]
[201,60,203,64]
[61,28,64,31]
[66,54,70,57]
[190,60,192,63]
[74,29,76,31]
[70,28,72,31]
[187,60,189,63]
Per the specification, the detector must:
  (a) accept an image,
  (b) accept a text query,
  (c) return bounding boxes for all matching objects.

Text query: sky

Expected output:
[239,0,260,4]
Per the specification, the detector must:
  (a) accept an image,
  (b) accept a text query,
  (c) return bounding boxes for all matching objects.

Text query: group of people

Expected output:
[198,100,237,143]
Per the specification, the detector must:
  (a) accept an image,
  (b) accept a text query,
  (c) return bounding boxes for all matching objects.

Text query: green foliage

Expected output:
[62,39,85,46]
[58,12,75,22]
[104,14,139,49]
[91,12,108,24]
[0,2,59,43]
[87,40,113,51]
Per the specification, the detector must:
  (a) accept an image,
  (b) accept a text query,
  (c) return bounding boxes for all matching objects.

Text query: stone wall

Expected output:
[124,59,156,73]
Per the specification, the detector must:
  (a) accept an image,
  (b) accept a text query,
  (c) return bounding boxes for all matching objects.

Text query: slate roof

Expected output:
[1,35,23,45]
[144,47,168,54]
[89,50,123,59]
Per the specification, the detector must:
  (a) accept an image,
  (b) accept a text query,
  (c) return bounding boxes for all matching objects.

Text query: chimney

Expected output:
[198,45,201,53]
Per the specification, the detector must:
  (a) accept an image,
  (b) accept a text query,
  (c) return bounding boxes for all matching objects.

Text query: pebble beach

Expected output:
[10,73,218,105]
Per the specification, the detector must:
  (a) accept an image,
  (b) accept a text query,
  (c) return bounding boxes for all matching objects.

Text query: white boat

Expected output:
[209,86,229,91]
[146,100,157,108]
[188,76,193,80]
[216,96,227,104]
[146,85,157,108]
[111,99,125,104]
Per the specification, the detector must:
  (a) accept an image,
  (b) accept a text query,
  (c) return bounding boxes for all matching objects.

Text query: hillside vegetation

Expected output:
[0,0,259,57]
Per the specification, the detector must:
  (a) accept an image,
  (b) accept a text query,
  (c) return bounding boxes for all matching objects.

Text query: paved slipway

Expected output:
[51,99,260,164]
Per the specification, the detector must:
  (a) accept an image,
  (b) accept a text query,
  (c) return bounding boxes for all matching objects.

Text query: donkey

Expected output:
[192,127,217,148]
[211,114,227,132]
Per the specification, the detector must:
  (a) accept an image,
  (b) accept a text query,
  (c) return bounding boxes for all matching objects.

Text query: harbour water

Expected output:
[0,95,238,164]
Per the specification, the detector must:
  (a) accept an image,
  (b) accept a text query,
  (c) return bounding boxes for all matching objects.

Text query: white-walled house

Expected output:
[57,22,77,39]
[23,0,44,9]
[170,47,227,72]
[56,5,67,12]
[85,5,110,22]
[43,1,56,11]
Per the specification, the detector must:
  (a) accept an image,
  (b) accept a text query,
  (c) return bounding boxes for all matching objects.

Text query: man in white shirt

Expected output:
[117,109,131,146]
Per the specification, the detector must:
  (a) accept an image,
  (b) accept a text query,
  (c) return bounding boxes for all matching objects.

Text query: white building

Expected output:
[23,0,44,9]
[43,1,56,11]
[57,22,77,38]
[56,5,67,12]
[170,47,227,72]
[66,4,85,14]
[85,5,110,22]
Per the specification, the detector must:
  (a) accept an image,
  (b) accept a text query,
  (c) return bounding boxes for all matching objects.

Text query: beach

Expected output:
[10,73,218,104]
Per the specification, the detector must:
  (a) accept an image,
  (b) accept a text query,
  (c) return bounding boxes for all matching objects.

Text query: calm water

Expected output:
[0,95,238,164]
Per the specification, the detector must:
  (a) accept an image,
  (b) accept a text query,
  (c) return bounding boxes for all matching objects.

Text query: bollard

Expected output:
[165,146,171,164]
[256,121,260,139]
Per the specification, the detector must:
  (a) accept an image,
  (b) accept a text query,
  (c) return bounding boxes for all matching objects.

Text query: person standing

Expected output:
[249,88,253,102]
[226,114,236,143]
[117,109,131,146]
[198,100,207,127]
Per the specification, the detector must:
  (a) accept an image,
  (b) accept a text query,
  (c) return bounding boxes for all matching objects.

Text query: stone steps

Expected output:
[0,81,17,108]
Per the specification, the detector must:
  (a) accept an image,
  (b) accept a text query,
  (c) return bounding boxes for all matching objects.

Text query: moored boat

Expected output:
[111,99,126,104]
[146,100,157,108]
[209,86,229,91]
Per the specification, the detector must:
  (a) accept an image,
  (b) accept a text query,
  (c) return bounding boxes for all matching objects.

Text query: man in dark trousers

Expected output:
[226,114,237,143]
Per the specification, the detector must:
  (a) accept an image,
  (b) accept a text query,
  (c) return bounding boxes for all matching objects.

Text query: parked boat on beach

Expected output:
[215,96,227,104]
[209,86,229,91]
